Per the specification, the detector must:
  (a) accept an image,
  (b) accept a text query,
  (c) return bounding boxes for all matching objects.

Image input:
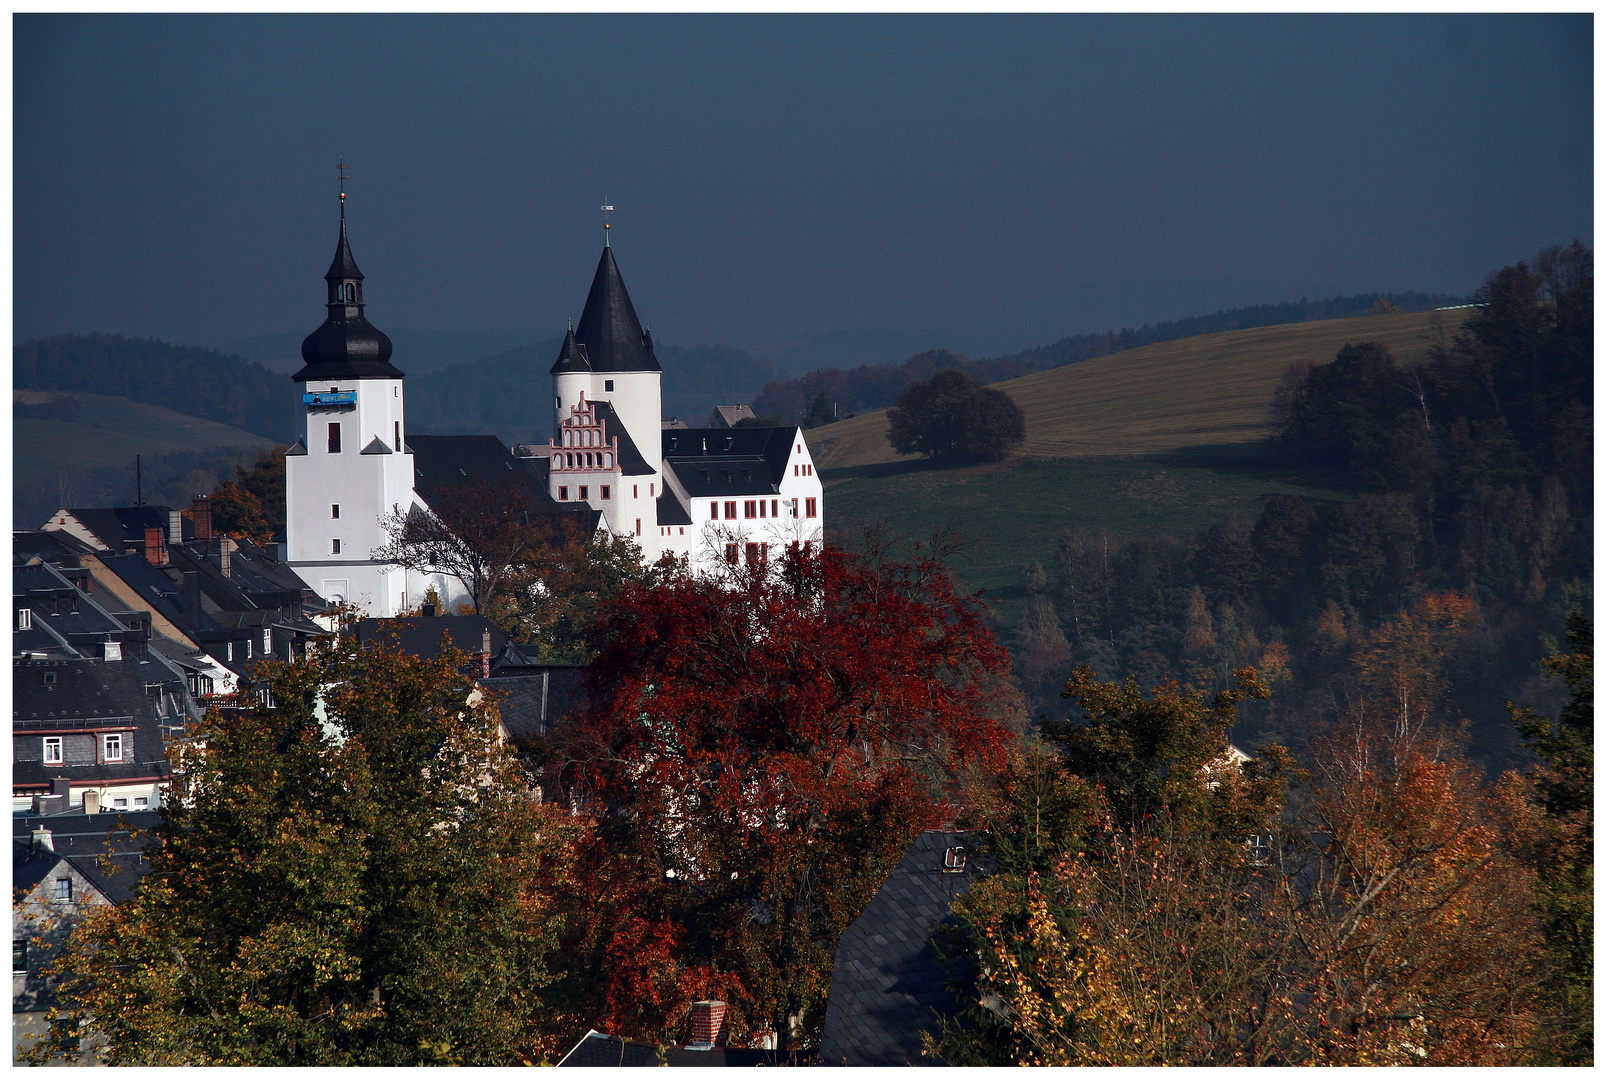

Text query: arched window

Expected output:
[345,283,355,302]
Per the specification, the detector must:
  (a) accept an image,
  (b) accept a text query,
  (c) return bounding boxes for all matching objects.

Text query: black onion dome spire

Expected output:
[572,245,661,373]
[293,196,403,383]
[549,323,592,375]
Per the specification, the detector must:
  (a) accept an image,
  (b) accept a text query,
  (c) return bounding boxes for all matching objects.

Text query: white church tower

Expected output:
[547,231,669,559]
[284,184,413,615]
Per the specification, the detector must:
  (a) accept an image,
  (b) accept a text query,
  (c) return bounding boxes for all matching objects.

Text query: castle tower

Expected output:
[549,239,664,555]
[284,184,413,615]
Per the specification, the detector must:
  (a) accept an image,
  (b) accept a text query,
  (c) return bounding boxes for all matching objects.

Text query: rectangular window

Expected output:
[605,379,615,392]
[13,938,25,974]
[724,501,738,519]
[55,878,72,902]
[771,499,778,517]
[332,538,341,555]
[650,483,654,496]
[263,629,272,654]
[745,542,761,565]
[794,464,799,476]
[134,797,149,810]
[327,423,341,454]
[744,500,757,519]
[806,498,818,518]
[601,485,611,500]
[579,486,588,500]
[43,737,62,764]
[724,543,739,565]
[758,500,766,519]
[559,486,569,501]
[635,518,642,536]
[395,421,402,450]
[791,498,799,517]
[633,485,638,498]
[16,608,31,630]
[113,798,128,809]
[331,504,340,519]
[103,734,124,763]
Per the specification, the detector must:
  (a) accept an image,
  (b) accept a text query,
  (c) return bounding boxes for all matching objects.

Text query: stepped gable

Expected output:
[407,434,602,532]
[572,246,661,374]
[293,206,404,383]
[587,400,655,476]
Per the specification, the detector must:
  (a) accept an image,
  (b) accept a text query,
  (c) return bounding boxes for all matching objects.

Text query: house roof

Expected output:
[13,809,163,906]
[409,434,603,532]
[556,1031,797,1067]
[42,507,191,551]
[589,400,654,476]
[13,528,97,562]
[707,405,757,428]
[656,490,693,526]
[819,830,985,1067]
[481,664,589,741]
[568,245,661,374]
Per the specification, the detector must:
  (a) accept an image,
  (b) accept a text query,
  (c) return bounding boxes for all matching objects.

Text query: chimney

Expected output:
[169,508,184,545]
[479,628,492,679]
[51,777,71,800]
[689,1001,727,1048]
[145,526,165,566]
[82,790,101,815]
[421,603,436,617]
[103,638,123,661]
[192,497,213,541]
[219,536,236,578]
[182,571,202,631]
[32,827,53,852]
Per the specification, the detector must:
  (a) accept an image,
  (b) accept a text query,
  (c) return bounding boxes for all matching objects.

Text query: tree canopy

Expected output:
[886,370,1026,462]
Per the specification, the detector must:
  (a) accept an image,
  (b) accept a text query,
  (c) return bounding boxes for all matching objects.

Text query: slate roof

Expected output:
[409,434,603,533]
[818,830,985,1067]
[351,615,507,661]
[589,400,654,476]
[294,214,405,382]
[13,528,97,562]
[567,245,661,374]
[481,663,589,740]
[550,325,591,374]
[707,404,757,428]
[556,1031,797,1067]
[663,427,799,481]
[13,657,174,791]
[656,491,693,526]
[41,507,192,551]
[13,810,163,906]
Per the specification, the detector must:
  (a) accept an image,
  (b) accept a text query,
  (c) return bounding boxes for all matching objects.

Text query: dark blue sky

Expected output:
[14,14,1592,363]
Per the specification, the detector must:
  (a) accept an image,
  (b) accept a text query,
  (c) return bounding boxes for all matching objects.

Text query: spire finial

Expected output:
[601,199,615,247]
[338,157,349,220]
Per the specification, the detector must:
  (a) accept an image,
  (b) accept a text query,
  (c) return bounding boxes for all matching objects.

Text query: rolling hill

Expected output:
[807,308,1469,470]
[806,308,1473,600]
[14,390,275,526]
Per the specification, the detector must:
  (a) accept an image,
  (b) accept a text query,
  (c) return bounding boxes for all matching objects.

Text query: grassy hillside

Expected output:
[809,308,1472,608]
[14,390,274,525]
[807,309,1468,470]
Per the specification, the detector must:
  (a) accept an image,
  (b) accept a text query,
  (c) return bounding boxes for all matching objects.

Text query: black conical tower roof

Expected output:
[324,215,364,282]
[572,246,661,373]
[293,209,403,383]
[549,324,592,375]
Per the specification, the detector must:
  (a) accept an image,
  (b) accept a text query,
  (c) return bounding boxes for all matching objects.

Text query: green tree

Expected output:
[1508,613,1594,1064]
[27,635,584,1066]
[887,371,1026,462]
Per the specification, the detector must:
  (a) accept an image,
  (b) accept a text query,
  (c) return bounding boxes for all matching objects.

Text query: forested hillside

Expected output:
[753,291,1465,425]
[1001,244,1591,772]
[14,333,294,441]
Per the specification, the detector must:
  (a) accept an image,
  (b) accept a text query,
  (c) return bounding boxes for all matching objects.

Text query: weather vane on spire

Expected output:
[338,157,350,216]
[601,198,615,245]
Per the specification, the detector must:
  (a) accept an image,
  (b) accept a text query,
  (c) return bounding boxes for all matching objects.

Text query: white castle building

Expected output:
[285,199,823,616]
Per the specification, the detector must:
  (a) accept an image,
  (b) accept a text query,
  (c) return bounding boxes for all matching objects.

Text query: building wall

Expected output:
[286,376,413,617]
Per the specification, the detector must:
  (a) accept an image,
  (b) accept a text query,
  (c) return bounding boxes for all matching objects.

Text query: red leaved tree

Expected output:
[534,543,1016,1053]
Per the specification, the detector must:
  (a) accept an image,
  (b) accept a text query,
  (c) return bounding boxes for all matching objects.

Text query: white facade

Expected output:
[285,378,414,616]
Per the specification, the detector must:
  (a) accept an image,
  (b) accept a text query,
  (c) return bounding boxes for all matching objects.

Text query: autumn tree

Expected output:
[373,476,608,619]
[27,635,584,1066]
[206,446,287,544]
[531,543,1017,1053]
